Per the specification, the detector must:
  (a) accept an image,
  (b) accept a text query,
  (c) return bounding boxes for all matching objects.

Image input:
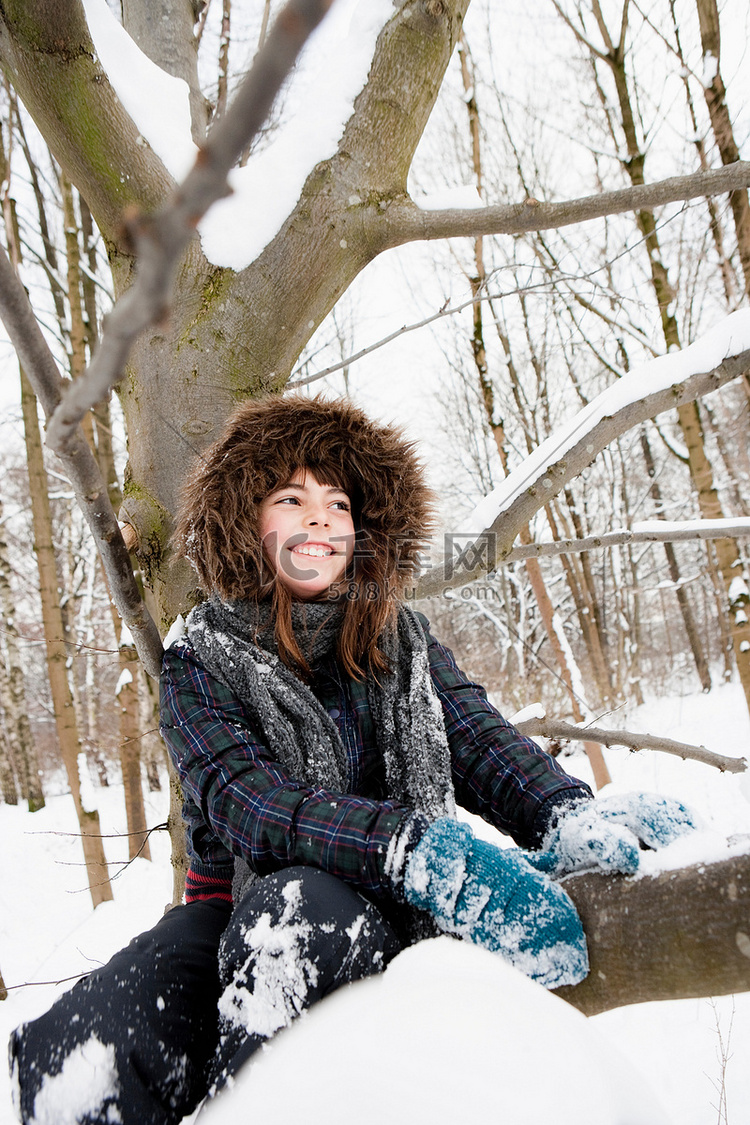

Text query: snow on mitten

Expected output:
[402,818,589,988]
[527,793,698,877]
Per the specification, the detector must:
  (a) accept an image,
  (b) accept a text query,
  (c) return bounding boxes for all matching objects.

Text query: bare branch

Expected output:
[556,853,750,1014]
[44,0,334,456]
[289,292,484,387]
[549,0,608,61]
[504,519,750,561]
[0,242,164,676]
[417,343,750,597]
[290,261,661,389]
[515,717,746,773]
[381,163,750,247]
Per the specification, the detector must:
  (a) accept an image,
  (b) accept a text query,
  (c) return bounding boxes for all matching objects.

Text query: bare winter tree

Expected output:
[0,0,748,1010]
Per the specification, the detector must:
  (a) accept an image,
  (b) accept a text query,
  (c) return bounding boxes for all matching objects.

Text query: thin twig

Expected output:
[515,716,746,773]
[25,822,168,840]
[63,823,165,891]
[4,972,92,992]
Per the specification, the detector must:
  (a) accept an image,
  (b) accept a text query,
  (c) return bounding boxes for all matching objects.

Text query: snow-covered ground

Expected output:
[1,679,748,1124]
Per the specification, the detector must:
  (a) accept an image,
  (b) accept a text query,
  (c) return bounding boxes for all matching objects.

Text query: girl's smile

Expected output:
[259,471,355,598]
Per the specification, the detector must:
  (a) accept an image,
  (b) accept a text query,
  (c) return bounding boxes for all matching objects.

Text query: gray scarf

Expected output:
[186,596,456,906]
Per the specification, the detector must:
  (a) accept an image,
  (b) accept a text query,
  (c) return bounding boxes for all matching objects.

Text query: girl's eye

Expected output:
[332,500,350,511]
[277,496,300,505]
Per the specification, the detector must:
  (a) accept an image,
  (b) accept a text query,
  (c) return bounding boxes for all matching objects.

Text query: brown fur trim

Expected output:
[173,394,435,676]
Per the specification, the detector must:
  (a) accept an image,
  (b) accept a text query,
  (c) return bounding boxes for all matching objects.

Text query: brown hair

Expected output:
[173,394,434,678]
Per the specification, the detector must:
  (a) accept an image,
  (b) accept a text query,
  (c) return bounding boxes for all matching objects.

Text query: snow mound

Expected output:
[200,935,671,1125]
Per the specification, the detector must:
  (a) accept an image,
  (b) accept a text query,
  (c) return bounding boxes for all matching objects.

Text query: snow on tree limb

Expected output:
[417,317,750,597]
[515,717,746,774]
[43,0,334,458]
[0,242,164,677]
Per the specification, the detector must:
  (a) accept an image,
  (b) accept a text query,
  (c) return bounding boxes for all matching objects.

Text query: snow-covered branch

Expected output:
[515,717,746,773]
[418,314,750,597]
[44,0,334,457]
[382,161,750,245]
[0,242,164,677]
[504,519,750,561]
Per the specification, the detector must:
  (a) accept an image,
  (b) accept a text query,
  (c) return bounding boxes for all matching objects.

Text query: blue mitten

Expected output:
[528,792,698,877]
[402,818,588,988]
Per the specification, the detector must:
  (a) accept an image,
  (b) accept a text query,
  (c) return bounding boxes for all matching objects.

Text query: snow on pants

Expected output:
[9,866,403,1125]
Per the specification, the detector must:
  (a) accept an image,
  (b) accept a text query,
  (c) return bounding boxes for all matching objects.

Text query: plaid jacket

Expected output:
[160,614,592,904]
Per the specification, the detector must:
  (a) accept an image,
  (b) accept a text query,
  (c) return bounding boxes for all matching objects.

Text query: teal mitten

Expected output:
[402,818,588,988]
[527,793,698,876]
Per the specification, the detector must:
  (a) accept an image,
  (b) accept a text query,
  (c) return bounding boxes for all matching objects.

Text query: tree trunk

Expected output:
[0,716,18,804]
[20,372,113,906]
[639,428,712,691]
[520,536,611,787]
[668,0,738,305]
[168,762,188,905]
[0,498,44,811]
[216,0,231,120]
[550,496,617,707]
[139,665,164,792]
[117,637,151,861]
[695,0,750,297]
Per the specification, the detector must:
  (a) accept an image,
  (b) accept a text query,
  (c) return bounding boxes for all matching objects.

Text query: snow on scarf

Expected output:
[185,596,456,903]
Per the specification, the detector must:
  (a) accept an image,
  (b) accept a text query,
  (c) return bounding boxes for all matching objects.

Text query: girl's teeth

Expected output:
[295,545,331,557]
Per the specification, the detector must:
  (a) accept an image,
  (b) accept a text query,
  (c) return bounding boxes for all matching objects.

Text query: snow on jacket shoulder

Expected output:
[159,613,592,903]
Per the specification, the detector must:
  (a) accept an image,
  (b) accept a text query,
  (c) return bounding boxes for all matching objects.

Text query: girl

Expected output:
[10,394,694,1125]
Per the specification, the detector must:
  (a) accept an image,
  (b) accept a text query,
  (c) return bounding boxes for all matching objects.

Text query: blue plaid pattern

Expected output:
[160,614,592,902]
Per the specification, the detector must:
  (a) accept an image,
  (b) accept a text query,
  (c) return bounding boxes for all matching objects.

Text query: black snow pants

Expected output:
[9,867,403,1125]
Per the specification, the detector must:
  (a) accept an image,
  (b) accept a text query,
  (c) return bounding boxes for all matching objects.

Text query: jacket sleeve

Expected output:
[159,640,413,900]
[420,616,593,848]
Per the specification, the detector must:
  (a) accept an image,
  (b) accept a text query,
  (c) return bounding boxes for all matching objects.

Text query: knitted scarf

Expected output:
[185,596,456,907]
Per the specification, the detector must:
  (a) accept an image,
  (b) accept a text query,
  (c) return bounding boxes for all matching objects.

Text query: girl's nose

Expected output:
[304,508,329,527]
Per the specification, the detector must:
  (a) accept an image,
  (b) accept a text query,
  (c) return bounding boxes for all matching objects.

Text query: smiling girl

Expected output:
[259,474,355,599]
[10,394,695,1125]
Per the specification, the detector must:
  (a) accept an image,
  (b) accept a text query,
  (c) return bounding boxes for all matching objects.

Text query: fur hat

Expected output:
[174,393,434,605]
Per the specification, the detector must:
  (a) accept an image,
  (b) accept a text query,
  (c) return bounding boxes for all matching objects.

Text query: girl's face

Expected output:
[259,471,355,599]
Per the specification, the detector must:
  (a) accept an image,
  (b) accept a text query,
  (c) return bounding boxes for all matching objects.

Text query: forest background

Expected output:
[0,0,749,1120]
